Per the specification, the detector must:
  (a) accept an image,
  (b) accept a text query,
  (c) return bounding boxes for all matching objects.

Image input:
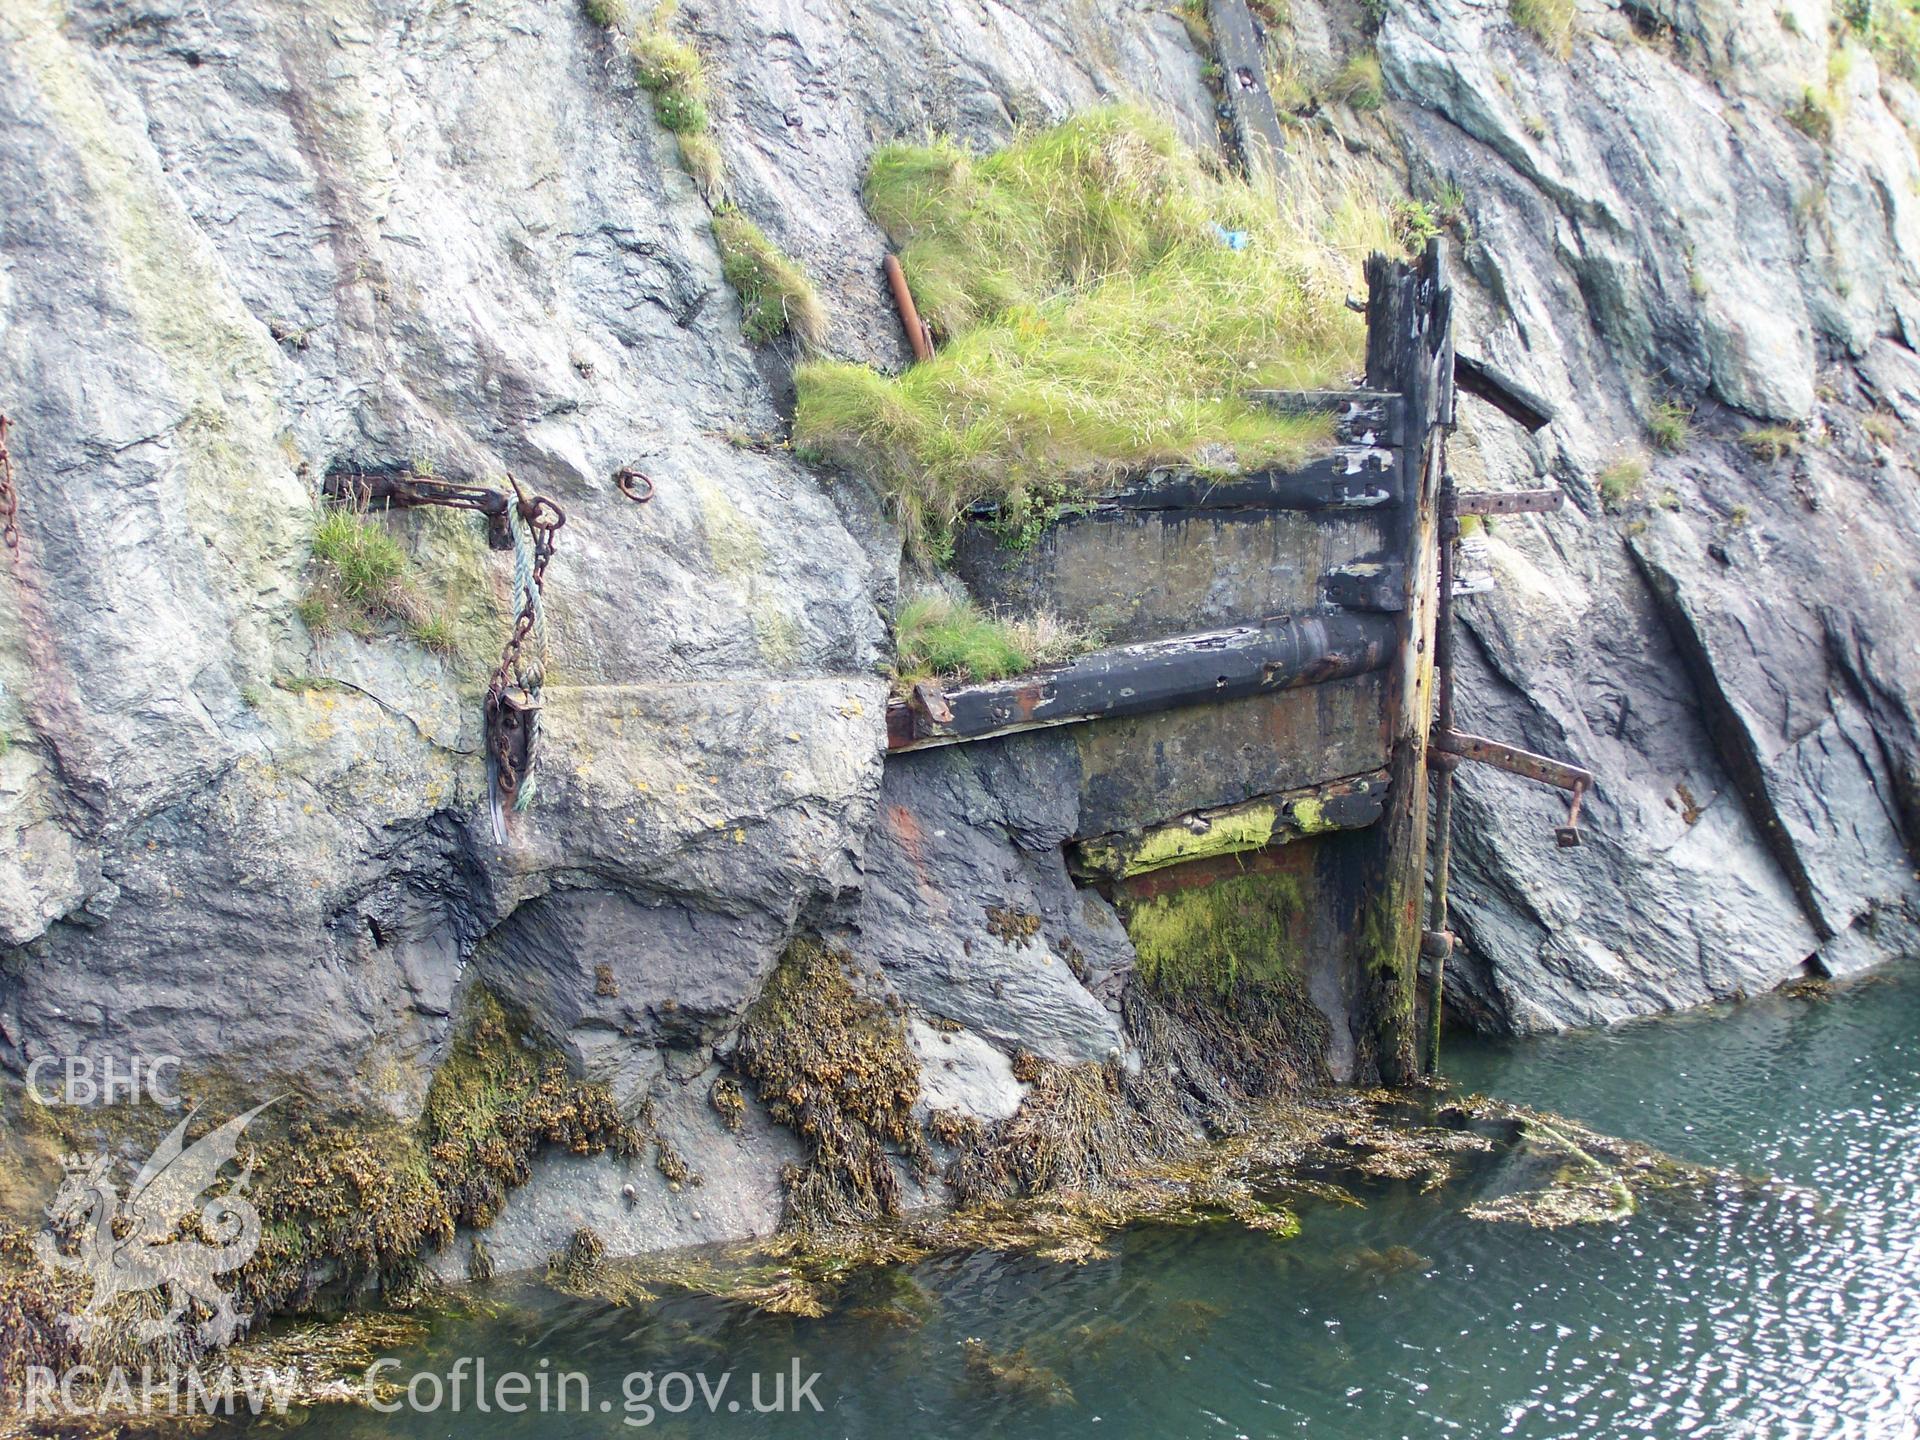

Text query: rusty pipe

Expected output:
[883,253,933,364]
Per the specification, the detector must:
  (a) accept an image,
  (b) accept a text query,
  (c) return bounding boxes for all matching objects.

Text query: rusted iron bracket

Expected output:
[1447,487,1563,518]
[886,610,1396,751]
[883,254,933,363]
[1321,561,1406,612]
[1068,769,1389,882]
[1431,727,1594,846]
[1453,352,1555,433]
[324,469,515,550]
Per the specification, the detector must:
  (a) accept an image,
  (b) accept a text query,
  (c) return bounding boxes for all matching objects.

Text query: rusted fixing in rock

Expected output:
[1432,727,1594,846]
[324,468,515,550]
[0,415,18,552]
[907,679,952,725]
[1420,929,1455,961]
[883,253,933,363]
[614,466,655,503]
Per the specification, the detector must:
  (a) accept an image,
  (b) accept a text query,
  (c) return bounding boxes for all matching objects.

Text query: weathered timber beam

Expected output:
[1206,0,1287,182]
[1453,353,1556,433]
[885,611,1396,751]
[1322,561,1407,612]
[1069,769,1389,881]
[1244,390,1405,446]
[961,447,1400,524]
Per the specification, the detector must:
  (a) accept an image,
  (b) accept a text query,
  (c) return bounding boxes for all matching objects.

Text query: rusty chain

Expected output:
[0,415,19,552]
[484,484,566,814]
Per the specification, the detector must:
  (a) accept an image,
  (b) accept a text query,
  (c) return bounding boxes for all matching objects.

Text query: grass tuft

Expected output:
[711,207,828,348]
[795,107,1369,559]
[1738,425,1800,461]
[676,131,728,203]
[581,0,628,27]
[630,16,709,135]
[1510,0,1576,57]
[1598,454,1648,510]
[1328,51,1385,109]
[312,507,407,606]
[1648,398,1693,452]
[892,590,1095,685]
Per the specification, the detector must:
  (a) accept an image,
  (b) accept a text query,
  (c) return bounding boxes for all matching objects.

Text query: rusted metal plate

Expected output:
[324,468,515,550]
[1450,487,1564,517]
[1068,768,1389,881]
[885,611,1396,751]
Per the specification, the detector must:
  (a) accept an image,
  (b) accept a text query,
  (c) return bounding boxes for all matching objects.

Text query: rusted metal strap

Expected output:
[1448,487,1563,517]
[883,254,933,363]
[887,611,1395,751]
[0,415,18,552]
[1432,727,1593,847]
[324,469,515,550]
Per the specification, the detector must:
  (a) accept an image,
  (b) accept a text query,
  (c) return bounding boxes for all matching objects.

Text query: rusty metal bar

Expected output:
[0,415,18,553]
[1432,728,1593,794]
[886,610,1396,751]
[324,469,515,550]
[883,254,933,363]
[1450,487,1563,517]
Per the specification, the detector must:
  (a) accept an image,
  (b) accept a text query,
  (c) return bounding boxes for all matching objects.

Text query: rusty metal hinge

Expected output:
[1432,727,1594,846]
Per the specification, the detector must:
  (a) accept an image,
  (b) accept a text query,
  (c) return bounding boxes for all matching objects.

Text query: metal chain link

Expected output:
[484,482,565,817]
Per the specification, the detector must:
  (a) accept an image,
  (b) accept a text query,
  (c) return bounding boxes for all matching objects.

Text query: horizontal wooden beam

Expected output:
[886,611,1397,751]
[1244,389,1404,446]
[1453,353,1555,433]
[1068,769,1389,881]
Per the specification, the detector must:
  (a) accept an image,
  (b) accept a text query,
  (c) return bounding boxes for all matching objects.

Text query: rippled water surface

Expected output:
[258,961,1920,1439]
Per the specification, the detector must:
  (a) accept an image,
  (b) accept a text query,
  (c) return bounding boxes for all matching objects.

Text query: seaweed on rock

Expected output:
[734,939,932,1231]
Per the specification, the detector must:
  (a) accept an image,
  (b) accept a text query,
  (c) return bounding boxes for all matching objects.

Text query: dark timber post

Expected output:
[1351,240,1453,1086]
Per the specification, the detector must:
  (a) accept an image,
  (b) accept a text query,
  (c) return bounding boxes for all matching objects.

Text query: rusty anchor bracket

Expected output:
[1431,727,1594,847]
[613,466,655,503]
[324,469,516,550]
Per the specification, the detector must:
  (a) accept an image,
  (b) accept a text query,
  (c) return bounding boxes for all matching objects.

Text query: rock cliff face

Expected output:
[0,0,1916,1271]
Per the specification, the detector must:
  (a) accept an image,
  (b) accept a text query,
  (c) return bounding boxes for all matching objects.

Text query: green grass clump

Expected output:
[1738,425,1800,461]
[1840,0,1920,80]
[795,107,1366,558]
[1510,0,1576,57]
[712,207,828,348]
[1329,51,1385,109]
[892,591,1096,684]
[630,14,708,134]
[581,0,627,27]
[313,507,407,605]
[1648,398,1693,452]
[1598,454,1648,510]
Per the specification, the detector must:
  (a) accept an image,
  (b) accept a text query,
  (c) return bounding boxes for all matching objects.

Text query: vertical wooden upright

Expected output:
[1350,240,1453,1085]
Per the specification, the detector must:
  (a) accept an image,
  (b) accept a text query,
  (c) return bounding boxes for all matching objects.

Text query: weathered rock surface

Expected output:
[0,0,1917,1272]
